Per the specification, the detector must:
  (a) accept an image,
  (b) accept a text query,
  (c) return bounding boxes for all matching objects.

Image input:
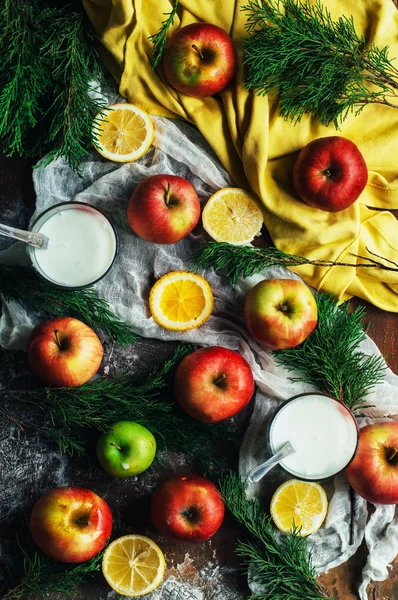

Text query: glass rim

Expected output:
[27,201,119,291]
[268,391,359,482]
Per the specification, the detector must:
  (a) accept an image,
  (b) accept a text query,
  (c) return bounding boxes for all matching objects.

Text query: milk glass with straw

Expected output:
[248,392,359,484]
[26,202,118,290]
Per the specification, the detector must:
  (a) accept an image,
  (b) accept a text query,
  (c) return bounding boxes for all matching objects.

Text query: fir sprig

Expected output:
[193,242,398,286]
[275,294,386,411]
[37,9,107,171]
[1,544,105,600]
[218,473,331,600]
[149,0,180,70]
[242,0,398,126]
[0,1,51,156]
[5,345,237,469]
[0,264,136,346]
[0,0,108,171]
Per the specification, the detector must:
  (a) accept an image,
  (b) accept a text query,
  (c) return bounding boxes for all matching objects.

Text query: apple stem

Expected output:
[110,442,122,452]
[53,329,62,349]
[164,183,171,206]
[213,373,227,386]
[192,44,204,60]
[388,448,398,462]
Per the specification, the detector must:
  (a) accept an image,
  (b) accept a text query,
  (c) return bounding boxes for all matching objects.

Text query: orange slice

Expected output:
[102,534,165,597]
[202,187,263,245]
[270,479,328,536]
[92,103,154,162]
[149,271,214,331]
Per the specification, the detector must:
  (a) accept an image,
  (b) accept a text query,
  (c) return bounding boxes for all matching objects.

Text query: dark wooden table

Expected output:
[0,156,397,600]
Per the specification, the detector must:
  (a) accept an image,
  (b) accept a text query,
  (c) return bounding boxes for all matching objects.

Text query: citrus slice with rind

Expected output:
[149,271,214,331]
[270,479,328,536]
[202,187,263,245]
[93,103,154,162]
[102,534,165,597]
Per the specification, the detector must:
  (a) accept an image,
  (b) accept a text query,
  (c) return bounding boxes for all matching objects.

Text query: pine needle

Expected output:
[0,264,136,346]
[193,242,398,287]
[275,294,386,412]
[1,542,105,600]
[0,0,108,171]
[37,9,107,172]
[218,473,332,600]
[242,0,398,127]
[5,345,237,470]
[0,1,51,156]
[149,0,180,70]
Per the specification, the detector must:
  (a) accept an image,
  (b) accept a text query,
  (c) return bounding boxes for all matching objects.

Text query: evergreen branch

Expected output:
[38,9,107,172]
[0,264,136,346]
[0,0,109,171]
[5,345,236,470]
[0,1,51,156]
[1,544,105,600]
[275,294,386,411]
[242,0,398,127]
[193,241,398,286]
[149,0,180,70]
[218,473,332,600]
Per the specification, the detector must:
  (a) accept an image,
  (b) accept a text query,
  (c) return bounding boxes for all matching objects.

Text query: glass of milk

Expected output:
[28,202,118,289]
[268,392,359,481]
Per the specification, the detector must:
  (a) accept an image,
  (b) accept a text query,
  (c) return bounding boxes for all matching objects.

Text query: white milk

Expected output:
[270,394,358,480]
[33,206,117,287]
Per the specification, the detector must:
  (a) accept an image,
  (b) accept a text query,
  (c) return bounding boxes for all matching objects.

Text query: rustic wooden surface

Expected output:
[0,149,398,600]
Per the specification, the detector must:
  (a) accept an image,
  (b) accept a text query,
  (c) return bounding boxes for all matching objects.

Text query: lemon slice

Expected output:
[149,270,214,331]
[93,103,154,162]
[102,534,165,597]
[202,187,263,245]
[270,479,328,536]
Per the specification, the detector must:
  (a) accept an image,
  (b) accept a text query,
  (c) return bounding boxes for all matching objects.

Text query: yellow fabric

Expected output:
[84,0,398,312]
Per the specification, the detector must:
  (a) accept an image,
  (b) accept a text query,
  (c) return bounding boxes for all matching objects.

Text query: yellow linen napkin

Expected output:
[83,0,398,312]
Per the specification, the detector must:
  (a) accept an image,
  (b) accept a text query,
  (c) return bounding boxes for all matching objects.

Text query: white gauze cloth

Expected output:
[1,115,398,599]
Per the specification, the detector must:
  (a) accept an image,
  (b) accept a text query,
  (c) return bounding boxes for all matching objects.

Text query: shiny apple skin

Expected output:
[27,317,103,387]
[293,136,368,212]
[162,23,237,98]
[29,486,113,562]
[345,423,398,504]
[174,346,254,423]
[127,174,201,244]
[96,420,157,477]
[244,279,318,350]
[151,474,225,541]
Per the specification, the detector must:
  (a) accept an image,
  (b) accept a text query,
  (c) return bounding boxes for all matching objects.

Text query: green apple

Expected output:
[96,421,156,477]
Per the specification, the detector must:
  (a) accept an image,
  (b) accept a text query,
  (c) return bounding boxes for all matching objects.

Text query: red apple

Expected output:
[151,474,224,541]
[293,136,368,212]
[244,278,318,350]
[27,317,103,387]
[174,346,254,423]
[162,23,237,98]
[29,486,112,562]
[127,174,200,244]
[345,423,398,504]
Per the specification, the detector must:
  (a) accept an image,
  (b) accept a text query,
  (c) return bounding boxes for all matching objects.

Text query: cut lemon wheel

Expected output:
[202,187,263,245]
[149,271,213,331]
[270,479,328,536]
[102,534,165,597]
[93,103,154,162]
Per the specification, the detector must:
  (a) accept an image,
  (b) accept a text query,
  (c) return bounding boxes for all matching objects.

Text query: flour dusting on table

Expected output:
[106,551,245,599]
[0,425,68,524]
